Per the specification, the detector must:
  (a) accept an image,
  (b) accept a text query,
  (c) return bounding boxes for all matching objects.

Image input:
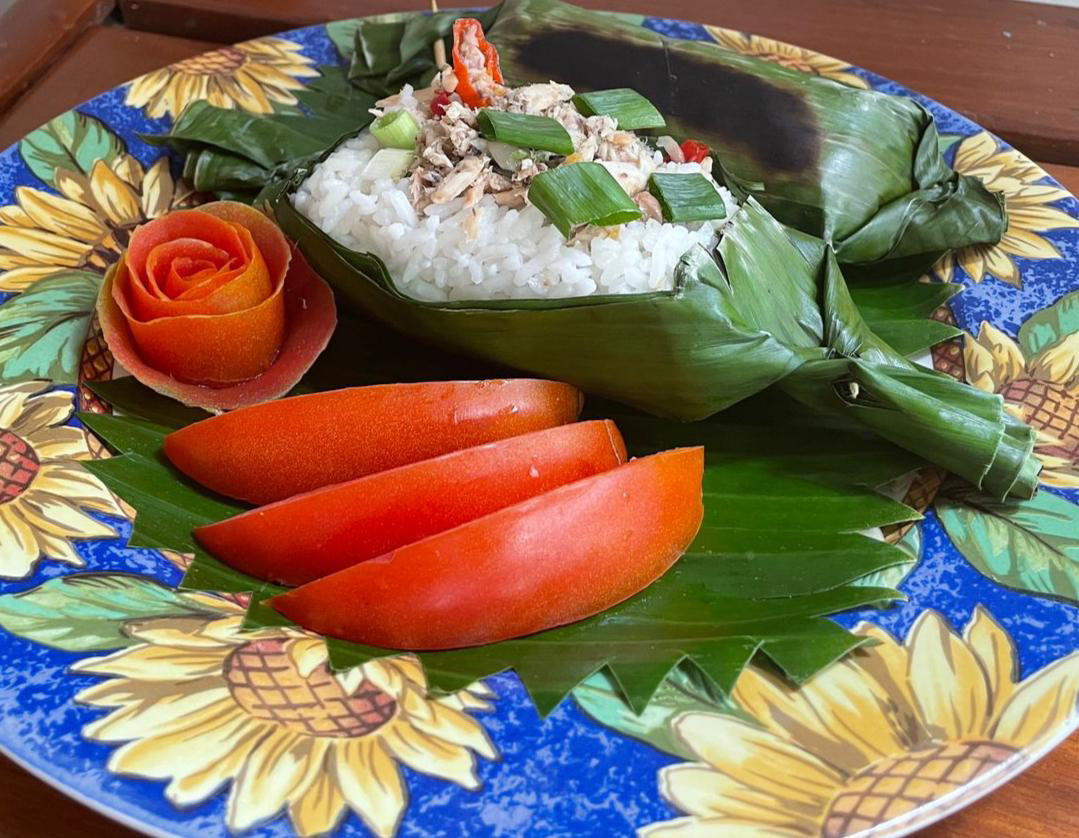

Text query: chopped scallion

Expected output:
[528,162,642,238]
[477,110,574,156]
[647,173,728,223]
[370,110,419,149]
[486,140,529,171]
[362,148,415,180]
[572,88,666,130]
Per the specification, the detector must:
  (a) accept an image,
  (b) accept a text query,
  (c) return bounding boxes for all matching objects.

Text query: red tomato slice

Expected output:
[195,420,628,585]
[164,379,582,504]
[269,447,704,649]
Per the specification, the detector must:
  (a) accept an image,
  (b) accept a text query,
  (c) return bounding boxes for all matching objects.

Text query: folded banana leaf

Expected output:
[265,165,1036,499]
[345,0,1003,276]
[144,67,376,199]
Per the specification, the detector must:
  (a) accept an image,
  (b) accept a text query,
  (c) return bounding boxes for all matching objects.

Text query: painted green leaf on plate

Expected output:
[937,485,1079,602]
[0,271,100,384]
[19,111,125,187]
[0,573,219,652]
[1018,288,1079,359]
[572,663,736,760]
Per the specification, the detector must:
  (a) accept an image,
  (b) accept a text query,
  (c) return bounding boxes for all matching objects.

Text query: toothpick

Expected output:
[431,0,449,68]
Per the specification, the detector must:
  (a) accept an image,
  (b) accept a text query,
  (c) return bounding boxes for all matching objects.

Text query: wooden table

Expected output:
[0,2,1078,836]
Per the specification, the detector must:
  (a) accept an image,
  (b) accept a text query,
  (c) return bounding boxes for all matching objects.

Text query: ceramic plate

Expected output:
[0,12,1078,838]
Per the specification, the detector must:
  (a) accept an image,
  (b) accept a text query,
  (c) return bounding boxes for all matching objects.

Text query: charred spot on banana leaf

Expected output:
[510,28,821,175]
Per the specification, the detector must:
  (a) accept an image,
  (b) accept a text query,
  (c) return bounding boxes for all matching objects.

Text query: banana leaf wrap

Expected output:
[263,157,1038,499]
[143,67,377,199]
[345,0,1004,277]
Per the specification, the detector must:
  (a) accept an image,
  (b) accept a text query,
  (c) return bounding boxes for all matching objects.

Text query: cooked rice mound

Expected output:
[293,84,736,301]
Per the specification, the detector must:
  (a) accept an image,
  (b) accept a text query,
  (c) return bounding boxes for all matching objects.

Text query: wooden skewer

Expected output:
[431,0,448,69]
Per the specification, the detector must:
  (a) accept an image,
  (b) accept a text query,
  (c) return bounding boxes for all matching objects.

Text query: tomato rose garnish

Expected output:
[98,201,335,411]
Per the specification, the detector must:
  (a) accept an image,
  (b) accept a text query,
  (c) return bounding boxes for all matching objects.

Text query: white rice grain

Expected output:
[293,130,737,302]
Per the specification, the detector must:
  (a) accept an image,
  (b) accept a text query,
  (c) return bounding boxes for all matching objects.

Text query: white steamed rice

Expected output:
[292,131,737,302]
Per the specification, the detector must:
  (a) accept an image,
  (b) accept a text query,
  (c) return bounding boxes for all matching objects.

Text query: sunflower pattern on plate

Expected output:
[125,37,320,119]
[75,596,497,838]
[0,381,124,578]
[932,132,1079,288]
[0,149,192,292]
[643,609,1079,837]
[964,322,1079,487]
[0,114,196,410]
[705,27,869,89]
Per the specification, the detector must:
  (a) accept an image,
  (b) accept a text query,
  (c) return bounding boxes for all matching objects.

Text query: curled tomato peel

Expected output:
[109,204,288,385]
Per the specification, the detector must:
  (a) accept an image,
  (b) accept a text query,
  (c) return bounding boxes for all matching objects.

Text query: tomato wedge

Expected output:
[195,420,628,585]
[164,379,582,504]
[269,447,704,650]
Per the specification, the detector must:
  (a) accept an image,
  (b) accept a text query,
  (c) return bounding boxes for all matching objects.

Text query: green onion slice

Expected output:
[647,173,728,223]
[572,88,666,130]
[528,162,642,237]
[477,110,574,156]
[362,148,415,180]
[370,109,419,149]
[486,140,529,171]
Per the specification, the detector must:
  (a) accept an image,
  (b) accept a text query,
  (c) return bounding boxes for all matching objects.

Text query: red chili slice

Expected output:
[195,420,628,585]
[680,140,711,163]
[164,379,583,504]
[268,447,705,650]
[451,18,504,107]
[431,90,452,116]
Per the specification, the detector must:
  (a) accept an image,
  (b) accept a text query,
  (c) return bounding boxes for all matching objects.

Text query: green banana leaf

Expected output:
[490,0,1004,272]
[150,2,1002,277]
[347,5,503,97]
[145,67,376,198]
[82,373,914,716]
[343,0,1003,275]
[264,167,1037,499]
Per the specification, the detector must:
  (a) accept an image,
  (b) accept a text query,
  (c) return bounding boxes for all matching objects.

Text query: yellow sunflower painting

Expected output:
[0,153,192,292]
[0,381,125,578]
[933,133,1079,287]
[75,600,498,838]
[964,321,1079,487]
[126,38,320,120]
[643,608,1079,837]
[706,27,868,89]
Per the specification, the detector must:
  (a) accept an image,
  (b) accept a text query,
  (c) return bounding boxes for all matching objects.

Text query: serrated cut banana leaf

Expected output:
[268,174,1037,498]
[81,386,914,716]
